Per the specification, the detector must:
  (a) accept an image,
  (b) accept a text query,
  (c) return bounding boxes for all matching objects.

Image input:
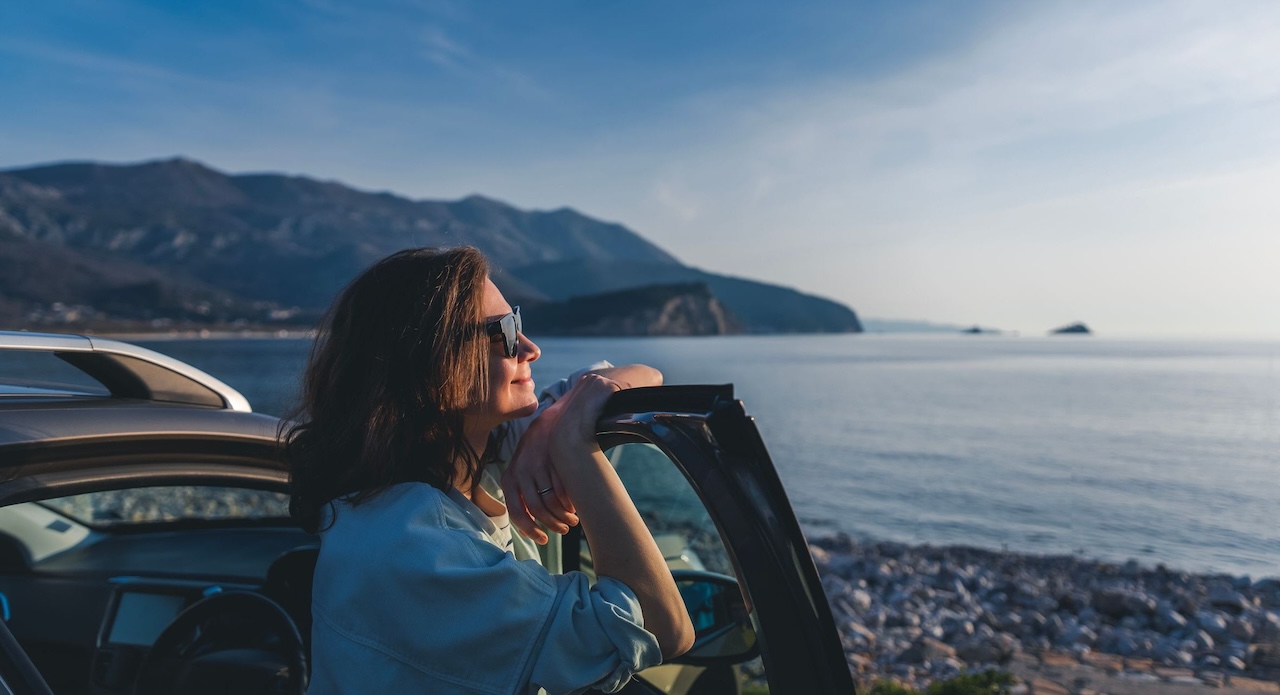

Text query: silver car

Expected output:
[0,331,853,694]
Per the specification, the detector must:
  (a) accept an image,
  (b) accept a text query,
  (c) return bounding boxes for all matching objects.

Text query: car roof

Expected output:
[0,331,251,411]
[0,331,280,452]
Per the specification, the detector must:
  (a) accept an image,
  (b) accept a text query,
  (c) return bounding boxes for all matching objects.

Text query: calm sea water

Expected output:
[141,335,1280,578]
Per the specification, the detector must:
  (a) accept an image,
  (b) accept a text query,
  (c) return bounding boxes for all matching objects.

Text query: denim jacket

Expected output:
[309,364,662,694]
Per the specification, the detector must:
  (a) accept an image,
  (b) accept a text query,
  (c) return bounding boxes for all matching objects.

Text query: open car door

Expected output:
[570,385,855,694]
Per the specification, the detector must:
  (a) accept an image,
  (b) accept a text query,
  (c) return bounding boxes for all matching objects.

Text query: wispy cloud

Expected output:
[416,25,551,101]
[0,38,196,87]
[651,179,701,223]
[597,1,1280,237]
[420,26,469,71]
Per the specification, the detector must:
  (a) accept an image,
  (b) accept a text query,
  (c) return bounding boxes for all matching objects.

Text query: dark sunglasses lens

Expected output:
[487,307,521,357]
[501,312,519,357]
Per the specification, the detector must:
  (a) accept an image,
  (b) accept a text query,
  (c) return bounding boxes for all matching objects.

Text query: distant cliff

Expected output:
[1050,322,1092,335]
[0,157,861,334]
[531,283,743,336]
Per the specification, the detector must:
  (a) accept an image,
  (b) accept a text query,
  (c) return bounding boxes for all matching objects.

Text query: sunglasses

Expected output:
[485,306,522,358]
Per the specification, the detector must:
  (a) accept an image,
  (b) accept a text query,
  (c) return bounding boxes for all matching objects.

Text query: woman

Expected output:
[285,246,694,695]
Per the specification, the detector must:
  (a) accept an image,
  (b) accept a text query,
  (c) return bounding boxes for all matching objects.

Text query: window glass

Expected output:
[579,442,769,695]
[41,486,290,526]
[0,351,110,397]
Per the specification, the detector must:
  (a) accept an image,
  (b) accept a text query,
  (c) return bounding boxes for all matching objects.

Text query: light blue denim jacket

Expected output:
[309,363,662,695]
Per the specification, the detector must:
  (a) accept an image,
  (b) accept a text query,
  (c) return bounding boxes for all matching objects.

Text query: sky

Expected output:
[2,0,1280,336]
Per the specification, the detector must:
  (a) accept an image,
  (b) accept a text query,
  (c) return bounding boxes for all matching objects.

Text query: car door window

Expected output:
[576,441,768,695]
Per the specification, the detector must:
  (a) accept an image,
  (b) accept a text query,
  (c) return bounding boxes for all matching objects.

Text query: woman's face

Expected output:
[470,277,541,428]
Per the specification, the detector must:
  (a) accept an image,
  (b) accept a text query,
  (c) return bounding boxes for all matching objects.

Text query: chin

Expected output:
[511,399,539,419]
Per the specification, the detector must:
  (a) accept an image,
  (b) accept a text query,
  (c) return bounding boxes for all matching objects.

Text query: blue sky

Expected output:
[3,0,1280,336]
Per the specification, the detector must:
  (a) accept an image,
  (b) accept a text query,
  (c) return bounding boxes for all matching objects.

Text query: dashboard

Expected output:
[0,525,317,695]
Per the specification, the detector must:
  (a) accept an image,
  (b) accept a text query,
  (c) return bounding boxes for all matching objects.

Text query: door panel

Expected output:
[589,386,855,695]
[587,440,765,694]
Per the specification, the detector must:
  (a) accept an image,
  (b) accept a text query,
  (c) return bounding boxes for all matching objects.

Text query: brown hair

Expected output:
[282,247,491,533]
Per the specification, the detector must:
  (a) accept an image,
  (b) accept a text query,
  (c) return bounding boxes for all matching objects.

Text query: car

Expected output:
[0,330,855,694]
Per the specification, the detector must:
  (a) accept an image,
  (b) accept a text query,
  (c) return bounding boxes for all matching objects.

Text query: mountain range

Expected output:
[0,157,861,334]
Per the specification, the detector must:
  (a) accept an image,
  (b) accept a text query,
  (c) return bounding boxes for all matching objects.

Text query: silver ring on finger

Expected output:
[537,486,555,496]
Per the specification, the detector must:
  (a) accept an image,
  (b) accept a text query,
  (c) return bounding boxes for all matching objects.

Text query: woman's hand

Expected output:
[512,369,693,658]
[500,408,579,545]
[546,373,621,464]
[500,367,658,544]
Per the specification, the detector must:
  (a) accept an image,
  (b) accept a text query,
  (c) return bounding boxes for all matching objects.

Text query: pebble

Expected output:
[810,534,1280,689]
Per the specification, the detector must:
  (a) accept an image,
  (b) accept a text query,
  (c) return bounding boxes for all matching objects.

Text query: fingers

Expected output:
[549,466,576,516]
[519,474,575,537]
[500,418,579,544]
[500,467,546,544]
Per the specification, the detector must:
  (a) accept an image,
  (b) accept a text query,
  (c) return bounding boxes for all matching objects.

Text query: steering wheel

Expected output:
[133,591,307,695]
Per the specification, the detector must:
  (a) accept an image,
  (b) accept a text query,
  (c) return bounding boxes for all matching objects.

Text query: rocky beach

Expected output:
[811,535,1280,693]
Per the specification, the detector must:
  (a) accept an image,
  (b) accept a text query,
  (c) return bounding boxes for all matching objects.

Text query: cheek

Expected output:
[488,360,517,394]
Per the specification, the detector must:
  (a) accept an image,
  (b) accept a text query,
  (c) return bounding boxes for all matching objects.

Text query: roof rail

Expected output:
[0,331,252,412]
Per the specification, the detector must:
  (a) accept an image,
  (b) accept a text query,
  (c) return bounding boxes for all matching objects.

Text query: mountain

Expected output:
[0,157,861,333]
[531,282,743,336]
[507,260,861,334]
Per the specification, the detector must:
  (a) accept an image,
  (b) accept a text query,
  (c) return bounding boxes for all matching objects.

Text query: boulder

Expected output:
[1207,587,1252,614]
[954,632,1019,663]
[1228,616,1256,642]
[1093,589,1156,618]
[898,637,956,664]
[1258,611,1280,643]
[1196,610,1229,638]
[844,621,878,651]
[1060,624,1098,648]
[1252,643,1280,668]
[1155,607,1188,632]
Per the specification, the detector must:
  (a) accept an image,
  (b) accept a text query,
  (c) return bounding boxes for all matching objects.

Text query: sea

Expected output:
[140,335,1280,579]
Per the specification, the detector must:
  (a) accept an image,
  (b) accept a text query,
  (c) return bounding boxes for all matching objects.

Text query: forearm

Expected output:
[560,449,693,659]
[589,364,662,389]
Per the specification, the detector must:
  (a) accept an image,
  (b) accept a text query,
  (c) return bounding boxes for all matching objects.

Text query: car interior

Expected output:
[0,482,315,695]
[0,442,764,695]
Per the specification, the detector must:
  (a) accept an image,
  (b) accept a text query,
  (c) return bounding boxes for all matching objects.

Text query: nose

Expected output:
[518,333,540,363]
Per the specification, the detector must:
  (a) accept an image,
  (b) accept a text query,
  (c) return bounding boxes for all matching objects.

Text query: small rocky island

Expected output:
[1050,322,1092,335]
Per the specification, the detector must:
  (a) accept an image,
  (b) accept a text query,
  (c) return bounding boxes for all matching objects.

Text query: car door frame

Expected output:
[579,385,855,694]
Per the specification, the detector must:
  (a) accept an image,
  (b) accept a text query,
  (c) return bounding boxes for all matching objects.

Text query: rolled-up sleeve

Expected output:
[531,574,662,695]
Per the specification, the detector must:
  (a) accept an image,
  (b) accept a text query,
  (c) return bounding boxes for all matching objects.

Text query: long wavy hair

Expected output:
[282,247,492,533]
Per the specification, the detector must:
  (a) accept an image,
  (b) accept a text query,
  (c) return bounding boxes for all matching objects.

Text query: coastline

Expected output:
[97,328,315,341]
[811,534,1280,692]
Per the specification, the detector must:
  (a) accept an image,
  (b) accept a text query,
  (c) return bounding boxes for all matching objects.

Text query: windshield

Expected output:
[40,486,291,527]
